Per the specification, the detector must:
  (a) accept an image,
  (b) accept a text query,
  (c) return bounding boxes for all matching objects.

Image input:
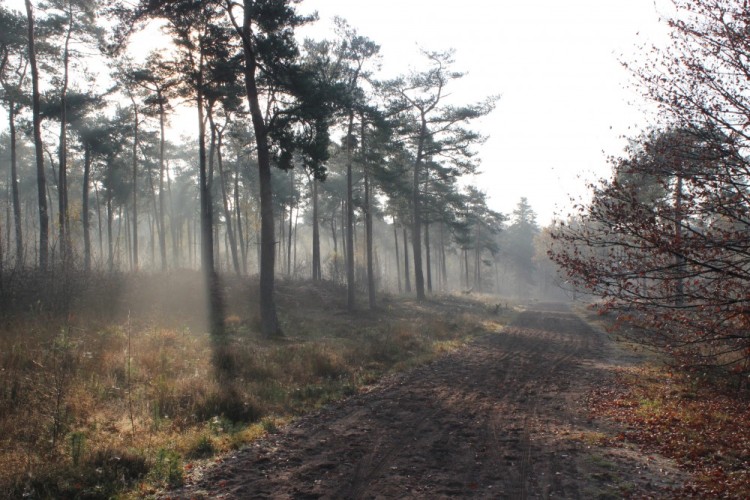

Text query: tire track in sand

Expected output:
[166,302,684,499]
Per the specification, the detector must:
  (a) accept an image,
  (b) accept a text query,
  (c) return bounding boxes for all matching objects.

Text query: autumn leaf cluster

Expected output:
[589,365,750,498]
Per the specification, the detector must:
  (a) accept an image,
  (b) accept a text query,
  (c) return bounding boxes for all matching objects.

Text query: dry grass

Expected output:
[0,272,512,499]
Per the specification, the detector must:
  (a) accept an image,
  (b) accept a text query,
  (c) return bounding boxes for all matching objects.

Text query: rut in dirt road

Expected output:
[168,303,684,499]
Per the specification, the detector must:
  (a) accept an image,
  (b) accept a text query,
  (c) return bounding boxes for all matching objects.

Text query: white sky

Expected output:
[4,0,672,225]
[297,0,673,224]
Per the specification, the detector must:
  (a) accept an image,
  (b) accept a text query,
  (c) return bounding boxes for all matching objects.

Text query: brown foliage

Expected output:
[589,364,750,498]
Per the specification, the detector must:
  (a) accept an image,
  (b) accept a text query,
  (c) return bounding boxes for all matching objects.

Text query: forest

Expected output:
[2,0,750,498]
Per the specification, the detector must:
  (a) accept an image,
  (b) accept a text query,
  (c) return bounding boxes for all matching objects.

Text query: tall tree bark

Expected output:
[156,90,168,271]
[144,149,160,268]
[330,212,338,281]
[197,59,223,337]
[293,203,299,276]
[58,3,74,264]
[125,206,132,269]
[129,95,139,271]
[411,116,428,300]
[345,111,356,310]
[287,170,293,277]
[187,219,192,268]
[474,226,481,290]
[364,167,375,308]
[464,248,470,290]
[208,108,220,267]
[106,189,115,272]
[82,145,91,271]
[148,211,155,265]
[425,221,432,293]
[311,177,321,280]
[237,3,280,336]
[278,204,285,264]
[340,198,346,278]
[216,125,240,275]
[8,101,23,267]
[94,183,102,264]
[393,224,401,293]
[167,167,179,266]
[25,0,48,271]
[233,161,246,274]
[440,222,447,291]
[403,226,411,293]
[361,118,375,309]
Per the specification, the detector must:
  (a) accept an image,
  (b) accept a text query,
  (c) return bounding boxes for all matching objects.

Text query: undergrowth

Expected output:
[580,304,750,497]
[588,360,750,498]
[0,271,509,499]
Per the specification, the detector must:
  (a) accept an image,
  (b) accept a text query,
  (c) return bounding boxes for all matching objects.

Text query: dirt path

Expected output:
[166,303,685,499]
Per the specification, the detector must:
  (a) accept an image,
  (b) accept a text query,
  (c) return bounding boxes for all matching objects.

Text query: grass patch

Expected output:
[0,273,512,498]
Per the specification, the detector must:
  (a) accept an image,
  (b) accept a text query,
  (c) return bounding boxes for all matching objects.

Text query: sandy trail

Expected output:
[166,303,684,499]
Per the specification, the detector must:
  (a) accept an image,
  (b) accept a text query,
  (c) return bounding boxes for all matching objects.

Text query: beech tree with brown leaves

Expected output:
[550,126,750,375]
[551,0,750,377]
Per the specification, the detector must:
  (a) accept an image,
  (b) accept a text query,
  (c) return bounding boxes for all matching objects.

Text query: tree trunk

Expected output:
[365,166,375,309]
[393,224,401,293]
[107,190,115,272]
[340,199,346,278]
[25,0,48,271]
[8,101,23,268]
[157,95,168,271]
[216,125,240,275]
[197,70,223,337]
[187,219,192,268]
[360,117,375,308]
[95,183,103,265]
[403,227,411,293]
[167,167,179,266]
[425,221,432,294]
[287,170,293,277]
[239,5,281,336]
[82,145,91,271]
[440,222,447,291]
[58,5,73,264]
[150,211,156,266]
[234,161,247,274]
[464,248,470,290]
[129,96,139,272]
[345,111,356,310]
[208,109,220,269]
[331,212,338,281]
[278,204,285,265]
[311,178,321,281]
[148,163,160,268]
[411,117,427,300]
[125,206,132,269]
[474,226,481,290]
[293,203,299,277]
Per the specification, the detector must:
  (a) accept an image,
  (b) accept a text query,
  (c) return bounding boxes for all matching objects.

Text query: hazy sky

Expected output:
[297,0,672,224]
[3,0,671,225]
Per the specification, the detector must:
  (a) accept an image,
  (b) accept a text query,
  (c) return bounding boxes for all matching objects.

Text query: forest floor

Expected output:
[163,302,688,499]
